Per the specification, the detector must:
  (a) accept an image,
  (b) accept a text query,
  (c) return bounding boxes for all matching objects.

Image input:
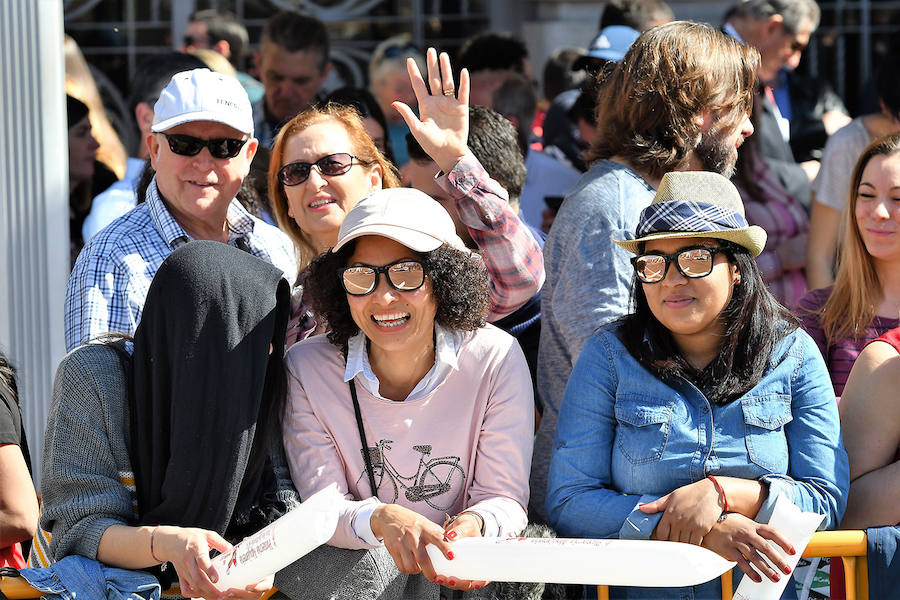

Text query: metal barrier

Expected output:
[597,530,868,600]
[2,531,868,600]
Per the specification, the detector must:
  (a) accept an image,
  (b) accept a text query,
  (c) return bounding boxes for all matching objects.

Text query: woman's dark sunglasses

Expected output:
[631,246,730,284]
[340,260,427,296]
[278,153,368,186]
[161,133,247,159]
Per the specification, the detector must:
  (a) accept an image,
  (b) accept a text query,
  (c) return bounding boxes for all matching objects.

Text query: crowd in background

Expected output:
[3,0,900,599]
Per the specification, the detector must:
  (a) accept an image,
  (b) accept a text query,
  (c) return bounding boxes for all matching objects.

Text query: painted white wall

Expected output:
[0,0,70,484]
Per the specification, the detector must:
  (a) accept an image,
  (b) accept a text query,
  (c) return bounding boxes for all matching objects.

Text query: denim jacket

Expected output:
[546,323,849,542]
[18,554,160,599]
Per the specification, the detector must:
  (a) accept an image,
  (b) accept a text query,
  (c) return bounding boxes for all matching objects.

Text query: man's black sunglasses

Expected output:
[161,133,248,159]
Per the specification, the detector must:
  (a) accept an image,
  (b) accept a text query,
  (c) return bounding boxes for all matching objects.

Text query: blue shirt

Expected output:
[546,323,848,598]
[64,178,297,351]
[531,159,655,522]
[82,157,144,243]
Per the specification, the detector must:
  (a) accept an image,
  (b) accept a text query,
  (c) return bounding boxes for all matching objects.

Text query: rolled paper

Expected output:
[210,484,341,593]
[426,537,736,587]
[733,494,825,600]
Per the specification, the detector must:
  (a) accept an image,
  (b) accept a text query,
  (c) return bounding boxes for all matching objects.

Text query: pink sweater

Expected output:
[283,325,533,549]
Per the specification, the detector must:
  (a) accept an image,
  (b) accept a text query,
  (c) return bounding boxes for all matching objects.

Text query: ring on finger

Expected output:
[442,89,455,96]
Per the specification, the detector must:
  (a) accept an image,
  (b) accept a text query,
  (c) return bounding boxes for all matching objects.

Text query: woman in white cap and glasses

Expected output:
[268,48,543,348]
[545,171,848,599]
[282,187,534,596]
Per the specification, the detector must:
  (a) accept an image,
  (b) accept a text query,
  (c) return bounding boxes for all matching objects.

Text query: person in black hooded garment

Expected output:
[40,240,295,598]
[41,240,446,600]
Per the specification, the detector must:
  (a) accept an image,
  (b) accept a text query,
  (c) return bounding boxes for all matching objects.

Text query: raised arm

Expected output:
[394,48,543,319]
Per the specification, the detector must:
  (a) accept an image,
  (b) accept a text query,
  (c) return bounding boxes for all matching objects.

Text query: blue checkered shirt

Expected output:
[64,178,297,351]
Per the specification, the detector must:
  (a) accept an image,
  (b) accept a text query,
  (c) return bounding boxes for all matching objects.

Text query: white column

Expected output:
[0,0,70,484]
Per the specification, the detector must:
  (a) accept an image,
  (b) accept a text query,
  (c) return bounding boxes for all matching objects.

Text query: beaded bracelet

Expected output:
[707,475,729,513]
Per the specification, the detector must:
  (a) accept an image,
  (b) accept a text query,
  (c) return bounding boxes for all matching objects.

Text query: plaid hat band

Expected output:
[636,200,748,238]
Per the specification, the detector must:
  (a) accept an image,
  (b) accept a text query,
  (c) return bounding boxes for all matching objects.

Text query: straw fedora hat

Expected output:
[612,171,767,257]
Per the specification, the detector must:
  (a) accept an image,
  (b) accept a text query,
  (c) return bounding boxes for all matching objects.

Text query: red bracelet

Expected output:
[150,526,163,563]
[707,475,729,513]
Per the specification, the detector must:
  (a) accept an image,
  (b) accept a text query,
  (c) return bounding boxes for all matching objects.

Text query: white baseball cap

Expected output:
[332,188,465,253]
[151,68,254,136]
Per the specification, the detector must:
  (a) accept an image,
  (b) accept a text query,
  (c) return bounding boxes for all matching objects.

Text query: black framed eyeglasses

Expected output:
[278,153,369,186]
[631,246,730,284]
[161,133,247,159]
[340,260,427,296]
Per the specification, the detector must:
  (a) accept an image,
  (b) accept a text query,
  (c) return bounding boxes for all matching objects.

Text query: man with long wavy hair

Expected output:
[531,21,759,523]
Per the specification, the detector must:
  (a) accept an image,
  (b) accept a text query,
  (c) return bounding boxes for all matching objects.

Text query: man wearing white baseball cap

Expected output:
[65,68,296,350]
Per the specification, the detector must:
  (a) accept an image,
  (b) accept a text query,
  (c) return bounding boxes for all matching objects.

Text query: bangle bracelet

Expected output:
[452,511,486,536]
[707,475,729,513]
[150,526,163,563]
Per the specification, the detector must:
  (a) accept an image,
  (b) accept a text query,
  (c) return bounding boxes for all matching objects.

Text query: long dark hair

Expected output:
[620,240,798,403]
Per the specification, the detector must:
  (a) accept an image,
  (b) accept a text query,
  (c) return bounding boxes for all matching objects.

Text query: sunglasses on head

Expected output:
[278,152,368,186]
[340,259,427,296]
[382,42,420,59]
[182,34,208,47]
[631,245,730,284]
[161,133,247,159]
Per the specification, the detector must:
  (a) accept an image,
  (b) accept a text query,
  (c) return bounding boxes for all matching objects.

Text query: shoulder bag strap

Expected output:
[349,380,379,500]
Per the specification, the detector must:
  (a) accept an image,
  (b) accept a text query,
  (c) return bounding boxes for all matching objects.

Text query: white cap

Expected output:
[332,188,465,253]
[151,68,253,136]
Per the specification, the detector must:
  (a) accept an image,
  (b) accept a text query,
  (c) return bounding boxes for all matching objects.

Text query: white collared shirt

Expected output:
[343,323,463,402]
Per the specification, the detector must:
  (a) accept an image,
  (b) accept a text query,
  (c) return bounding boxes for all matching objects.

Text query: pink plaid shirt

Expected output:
[737,157,809,309]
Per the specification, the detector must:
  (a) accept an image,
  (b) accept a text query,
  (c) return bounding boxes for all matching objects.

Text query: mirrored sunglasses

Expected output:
[161,133,247,159]
[631,246,729,284]
[278,152,367,186]
[340,260,427,296]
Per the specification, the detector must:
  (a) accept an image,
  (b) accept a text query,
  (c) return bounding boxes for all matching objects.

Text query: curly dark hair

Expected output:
[308,242,490,352]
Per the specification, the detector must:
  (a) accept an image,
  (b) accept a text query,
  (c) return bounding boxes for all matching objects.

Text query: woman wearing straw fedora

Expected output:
[545,171,848,599]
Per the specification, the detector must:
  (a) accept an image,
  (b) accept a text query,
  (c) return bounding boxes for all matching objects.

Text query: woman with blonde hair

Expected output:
[798,132,900,395]
[269,48,543,347]
[64,35,128,178]
[368,35,426,167]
